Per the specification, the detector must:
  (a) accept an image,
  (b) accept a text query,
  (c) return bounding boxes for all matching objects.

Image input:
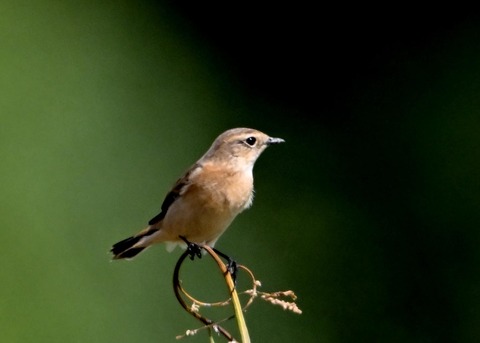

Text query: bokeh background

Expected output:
[1,2,480,342]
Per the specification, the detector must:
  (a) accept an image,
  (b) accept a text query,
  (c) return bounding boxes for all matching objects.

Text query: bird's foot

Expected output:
[226,258,238,285]
[179,236,202,260]
[212,247,238,284]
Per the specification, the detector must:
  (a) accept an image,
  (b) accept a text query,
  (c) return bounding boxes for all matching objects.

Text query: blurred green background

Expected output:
[1,2,480,342]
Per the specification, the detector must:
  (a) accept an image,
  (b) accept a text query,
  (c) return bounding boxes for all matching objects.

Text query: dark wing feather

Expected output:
[147,182,184,225]
[147,163,201,225]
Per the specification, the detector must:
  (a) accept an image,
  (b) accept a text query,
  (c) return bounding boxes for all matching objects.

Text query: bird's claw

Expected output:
[179,236,202,260]
[227,258,238,284]
[211,246,238,284]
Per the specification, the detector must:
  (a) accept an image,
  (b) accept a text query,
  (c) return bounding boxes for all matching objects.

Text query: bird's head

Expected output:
[202,128,285,170]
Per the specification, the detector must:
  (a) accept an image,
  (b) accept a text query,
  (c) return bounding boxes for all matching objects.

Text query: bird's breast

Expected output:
[196,169,254,214]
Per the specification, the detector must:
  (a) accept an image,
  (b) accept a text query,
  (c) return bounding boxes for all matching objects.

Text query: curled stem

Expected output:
[173,249,235,341]
[172,243,300,341]
[173,244,251,342]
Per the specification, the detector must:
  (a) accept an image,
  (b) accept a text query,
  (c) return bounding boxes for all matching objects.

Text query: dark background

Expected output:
[166,5,480,341]
[1,2,479,342]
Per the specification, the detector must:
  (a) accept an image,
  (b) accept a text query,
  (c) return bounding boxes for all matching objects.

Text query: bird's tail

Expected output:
[111,226,159,260]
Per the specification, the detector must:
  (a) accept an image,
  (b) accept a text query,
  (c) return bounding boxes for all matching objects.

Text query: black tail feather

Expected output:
[111,236,141,257]
[111,228,159,259]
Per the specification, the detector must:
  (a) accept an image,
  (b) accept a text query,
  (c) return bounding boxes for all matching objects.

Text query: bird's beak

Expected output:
[266,137,285,145]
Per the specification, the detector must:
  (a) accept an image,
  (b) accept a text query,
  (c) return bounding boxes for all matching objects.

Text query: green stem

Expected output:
[203,246,251,343]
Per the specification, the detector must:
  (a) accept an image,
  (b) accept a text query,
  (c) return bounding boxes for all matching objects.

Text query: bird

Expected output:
[111,127,284,260]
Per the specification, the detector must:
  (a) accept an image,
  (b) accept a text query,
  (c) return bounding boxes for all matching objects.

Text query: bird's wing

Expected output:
[148,163,202,225]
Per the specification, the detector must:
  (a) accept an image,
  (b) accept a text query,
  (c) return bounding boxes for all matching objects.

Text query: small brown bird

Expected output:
[111,128,284,259]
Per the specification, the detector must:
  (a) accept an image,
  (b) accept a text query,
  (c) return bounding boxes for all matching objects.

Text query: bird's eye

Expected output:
[245,136,257,146]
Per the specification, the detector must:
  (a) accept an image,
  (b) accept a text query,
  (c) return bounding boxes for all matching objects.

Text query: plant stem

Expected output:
[203,246,251,343]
